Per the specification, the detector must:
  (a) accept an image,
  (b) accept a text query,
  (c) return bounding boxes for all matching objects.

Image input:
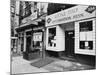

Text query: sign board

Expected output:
[22,12,37,24]
[33,32,42,41]
[30,12,37,20]
[46,5,96,27]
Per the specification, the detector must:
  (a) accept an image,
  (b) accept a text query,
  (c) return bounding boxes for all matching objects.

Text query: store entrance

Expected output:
[65,30,75,57]
[26,31,32,52]
[26,36,31,52]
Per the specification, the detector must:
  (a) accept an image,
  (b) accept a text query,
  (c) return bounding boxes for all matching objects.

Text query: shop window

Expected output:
[48,27,56,47]
[80,41,93,50]
[32,32,42,49]
[80,20,93,32]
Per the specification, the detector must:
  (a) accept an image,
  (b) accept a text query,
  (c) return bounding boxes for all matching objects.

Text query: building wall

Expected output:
[56,25,65,51]
[14,0,20,34]
[37,2,48,15]
[47,3,76,15]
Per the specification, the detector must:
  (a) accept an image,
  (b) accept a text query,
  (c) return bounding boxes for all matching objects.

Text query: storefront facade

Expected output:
[16,20,45,59]
[45,5,96,57]
[14,1,48,60]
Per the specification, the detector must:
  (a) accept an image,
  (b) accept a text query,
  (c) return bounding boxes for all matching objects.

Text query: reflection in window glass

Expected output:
[48,27,56,47]
[80,21,93,32]
[80,41,93,50]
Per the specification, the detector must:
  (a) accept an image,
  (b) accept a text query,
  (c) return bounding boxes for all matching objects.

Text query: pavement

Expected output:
[11,55,95,75]
[42,59,94,72]
[11,56,49,74]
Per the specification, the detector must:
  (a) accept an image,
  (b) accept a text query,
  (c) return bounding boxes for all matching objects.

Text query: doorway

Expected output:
[26,36,31,52]
[65,30,75,57]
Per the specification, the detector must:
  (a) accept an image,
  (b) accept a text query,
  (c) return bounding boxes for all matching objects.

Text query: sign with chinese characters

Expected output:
[46,5,96,27]
[33,32,42,41]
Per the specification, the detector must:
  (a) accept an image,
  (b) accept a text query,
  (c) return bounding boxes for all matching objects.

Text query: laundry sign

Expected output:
[33,32,42,41]
[46,5,96,27]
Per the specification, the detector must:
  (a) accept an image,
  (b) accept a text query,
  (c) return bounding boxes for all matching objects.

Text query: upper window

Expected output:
[79,20,93,32]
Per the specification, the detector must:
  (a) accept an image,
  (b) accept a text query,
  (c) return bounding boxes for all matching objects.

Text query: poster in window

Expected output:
[33,32,42,41]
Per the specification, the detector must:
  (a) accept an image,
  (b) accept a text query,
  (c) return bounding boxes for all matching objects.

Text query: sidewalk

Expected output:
[42,59,94,72]
[11,56,49,74]
[11,56,95,74]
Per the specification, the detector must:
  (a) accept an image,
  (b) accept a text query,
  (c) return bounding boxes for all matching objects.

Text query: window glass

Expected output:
[33,41,40,47]
[80,41,93,50]
[80,20,93,32]
[48,27,56,47]
[32,32,42,48]
[79,20,93,50]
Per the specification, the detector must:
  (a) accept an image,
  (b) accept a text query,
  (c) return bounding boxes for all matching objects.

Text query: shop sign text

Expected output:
[52,13,84,24]
[46,5,96,26]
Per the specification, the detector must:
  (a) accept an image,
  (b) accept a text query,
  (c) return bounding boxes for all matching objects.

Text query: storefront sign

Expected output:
[30,12,37,20]
[22,12,37,24]
[46,5,96,27]
[33,32,42,41]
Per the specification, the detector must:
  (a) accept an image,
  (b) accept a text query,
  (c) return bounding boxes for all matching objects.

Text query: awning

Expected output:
[20,21,38,28]
[15,14,46,32]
